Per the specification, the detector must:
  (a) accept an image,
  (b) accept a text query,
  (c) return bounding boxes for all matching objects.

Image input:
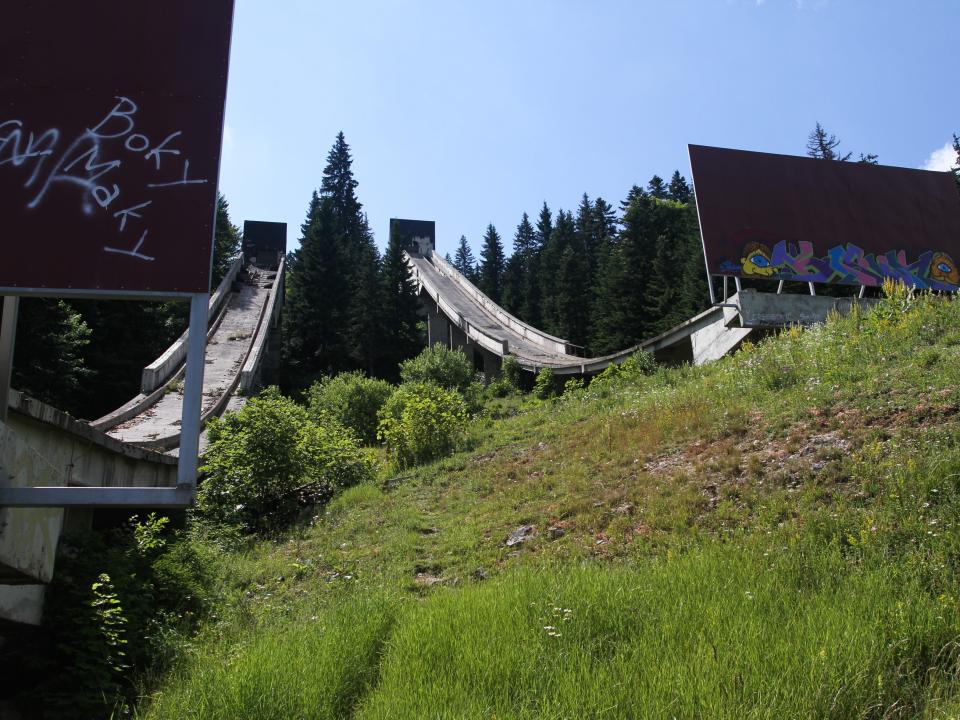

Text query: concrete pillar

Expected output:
[426,303,451,348]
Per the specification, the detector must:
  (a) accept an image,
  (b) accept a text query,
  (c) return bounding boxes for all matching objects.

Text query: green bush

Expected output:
[399,345,474,392]
[532,367,558,400]
[501,355,523,390]
[377,382,468,468]
[307,371,394,445]
[590,350,656,389]
[31,515,219,718]
[198,388,375,533]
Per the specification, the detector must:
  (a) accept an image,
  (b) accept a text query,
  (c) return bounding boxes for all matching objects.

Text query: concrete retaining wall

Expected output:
[239,259,285,393]
[0,393,177,622]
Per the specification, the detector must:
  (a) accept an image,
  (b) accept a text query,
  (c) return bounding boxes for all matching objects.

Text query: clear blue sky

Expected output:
[218,0,959,259]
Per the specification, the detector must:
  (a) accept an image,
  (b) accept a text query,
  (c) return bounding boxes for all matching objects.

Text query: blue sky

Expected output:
[218,1,959,259]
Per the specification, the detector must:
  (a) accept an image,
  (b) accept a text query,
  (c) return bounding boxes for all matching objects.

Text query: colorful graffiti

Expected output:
[719,240,960,291]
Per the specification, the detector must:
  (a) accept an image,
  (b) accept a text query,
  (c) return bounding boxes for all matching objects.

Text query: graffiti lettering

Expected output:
[723,239,959,291]
[1,97,207,264]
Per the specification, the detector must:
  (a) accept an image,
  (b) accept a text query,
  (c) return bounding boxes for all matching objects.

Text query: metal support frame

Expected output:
[0,296,19,424]
[0,292,209,508]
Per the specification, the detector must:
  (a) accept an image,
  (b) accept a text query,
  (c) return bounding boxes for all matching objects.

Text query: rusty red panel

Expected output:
[0,1,235,295]
[688,144,960,291]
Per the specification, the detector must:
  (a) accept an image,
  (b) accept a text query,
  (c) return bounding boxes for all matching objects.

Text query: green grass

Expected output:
[138,289,960,718]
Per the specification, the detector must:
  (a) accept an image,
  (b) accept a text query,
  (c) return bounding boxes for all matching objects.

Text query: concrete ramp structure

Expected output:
[0,256,285,624]
[406,248,875,375]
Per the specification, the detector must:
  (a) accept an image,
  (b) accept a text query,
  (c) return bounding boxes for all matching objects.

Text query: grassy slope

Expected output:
[141,290,960,719]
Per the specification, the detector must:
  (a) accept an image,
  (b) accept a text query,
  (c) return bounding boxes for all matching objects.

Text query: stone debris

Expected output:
[506,524,534,547]
[547,526,566,540]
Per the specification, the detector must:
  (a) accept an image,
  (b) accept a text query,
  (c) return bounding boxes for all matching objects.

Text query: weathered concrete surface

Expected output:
[0,584,45,625]
[730,288,878,327]
[0,399,178,588]
[239,260,284,393]
[691,318,753,365]
[140,256,244,394]
[0,395,179,623]
[107,269,272,449]
[0,424,63,583]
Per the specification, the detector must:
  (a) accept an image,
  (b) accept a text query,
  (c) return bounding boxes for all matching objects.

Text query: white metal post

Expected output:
[0,296,20,424]
[177,293,209,491]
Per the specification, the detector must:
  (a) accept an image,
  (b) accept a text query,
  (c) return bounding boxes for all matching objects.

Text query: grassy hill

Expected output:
[138,286,960,719]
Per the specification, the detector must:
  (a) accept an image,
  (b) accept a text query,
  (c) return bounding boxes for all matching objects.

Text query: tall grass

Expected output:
[140,543,960,719]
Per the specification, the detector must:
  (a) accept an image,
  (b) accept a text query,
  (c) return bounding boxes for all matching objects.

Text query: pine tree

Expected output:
[541,210,589,342]
[619,185,647,215]
[282,133,385,386]
[212,193,241,287]
[954,134,960,190]
[536,202,553,248]
[283,193,349,385]
[806,122,852,161]
[10,299,92,417]
[667,171,692,204]
[647,175,669,199]
[502,212,538,317]
[453,235,477,280]
[378,222,424,378]
[478,224,506,302]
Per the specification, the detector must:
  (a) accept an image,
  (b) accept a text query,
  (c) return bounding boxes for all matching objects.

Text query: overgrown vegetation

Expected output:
[398,344,475,392]
[122,288,960,718]
[197,388,374,535]
[377,381,468,469]
[307,371,394,446]
[23,288,960,718]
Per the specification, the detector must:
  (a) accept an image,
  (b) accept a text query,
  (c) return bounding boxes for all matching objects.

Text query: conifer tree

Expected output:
[283,193,349,385]
[453,235,477,280]
[667,171,692,204]
[212,193,241,287]
[282,133,385,386]
[807,122,852,161]
[378,223,424,378]
[619,185,646,215]
[647,175,669,199]
[478,224,506,302]
[502,212,538,317]
[536,202,553,248]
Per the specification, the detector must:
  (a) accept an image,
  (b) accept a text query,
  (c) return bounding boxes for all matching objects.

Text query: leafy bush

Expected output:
[307,371,394,445]
[532,367,558,400]
[29,515,219,718]
[501,355,523,390]
[399,345,475,392]
[198,388,375,533]
[377,382,468,468]
[590,351,656,389]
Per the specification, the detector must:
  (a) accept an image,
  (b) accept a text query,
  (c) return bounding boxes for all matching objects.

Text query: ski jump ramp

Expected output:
[406,249,752,373]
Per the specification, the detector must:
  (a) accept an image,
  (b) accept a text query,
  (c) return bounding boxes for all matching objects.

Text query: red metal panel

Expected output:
[0,1,234,295]
[689,144,960,290]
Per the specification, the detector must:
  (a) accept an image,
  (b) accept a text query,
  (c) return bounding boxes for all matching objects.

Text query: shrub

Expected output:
[399,345,474,392]
[532,367,558,400]
[377,382,468,468]
[307,371,394,445]
[32,515,220,718]
[198,388,374,533]
[590,351,656,389]
[501,355,523,390]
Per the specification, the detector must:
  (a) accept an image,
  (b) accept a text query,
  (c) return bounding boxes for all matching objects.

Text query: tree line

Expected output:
[449,171,709,355]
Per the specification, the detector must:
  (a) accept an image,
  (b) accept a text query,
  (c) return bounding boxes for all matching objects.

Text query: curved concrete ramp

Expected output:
[406,250,741,374]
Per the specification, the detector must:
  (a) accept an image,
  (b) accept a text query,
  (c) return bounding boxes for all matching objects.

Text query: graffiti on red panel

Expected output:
[719,240,960,291]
